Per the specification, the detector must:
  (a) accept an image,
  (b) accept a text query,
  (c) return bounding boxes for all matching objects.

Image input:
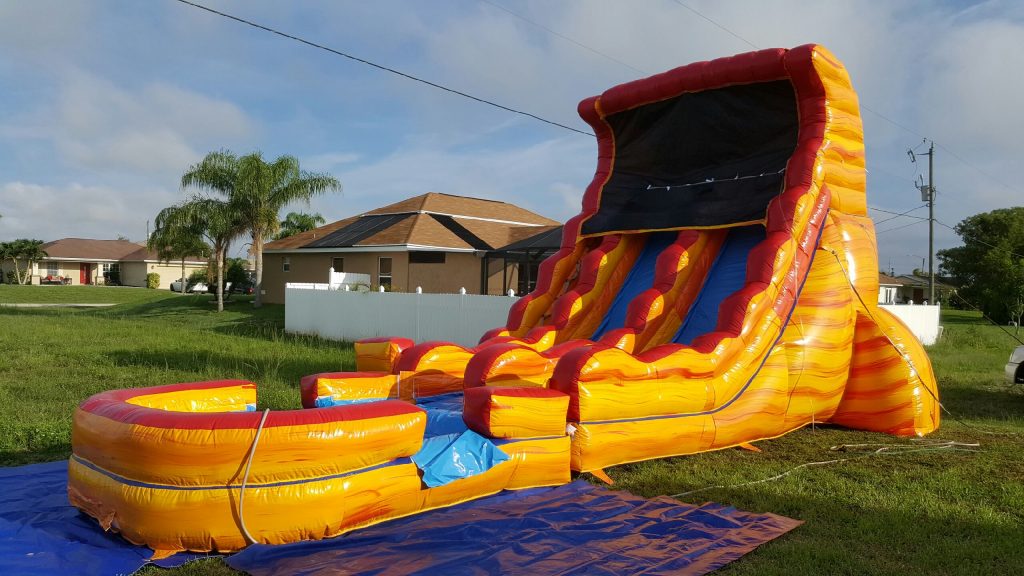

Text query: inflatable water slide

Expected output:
[69,44,940,555]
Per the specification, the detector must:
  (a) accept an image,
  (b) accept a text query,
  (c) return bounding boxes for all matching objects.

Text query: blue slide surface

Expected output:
[590,232,677,340]
[673,225,765,345]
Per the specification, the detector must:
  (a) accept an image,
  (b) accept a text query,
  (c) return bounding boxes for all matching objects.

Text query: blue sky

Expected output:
[1,0,1021,273]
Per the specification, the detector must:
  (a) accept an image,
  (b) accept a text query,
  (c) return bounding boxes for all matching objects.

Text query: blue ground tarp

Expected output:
[227,481,801,576]
[1,460,801,576]
[0,460,211,576]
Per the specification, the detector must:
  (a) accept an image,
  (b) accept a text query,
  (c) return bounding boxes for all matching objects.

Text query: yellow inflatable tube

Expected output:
[69,379,569,555]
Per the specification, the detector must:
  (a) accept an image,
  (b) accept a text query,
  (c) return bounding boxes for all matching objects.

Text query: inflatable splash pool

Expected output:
[70,44,939,555]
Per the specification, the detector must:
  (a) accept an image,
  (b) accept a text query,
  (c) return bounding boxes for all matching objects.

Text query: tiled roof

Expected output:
[878,273,904,286]
[265,192,557,252]
[365,192,558,225]
[40,238,203,262]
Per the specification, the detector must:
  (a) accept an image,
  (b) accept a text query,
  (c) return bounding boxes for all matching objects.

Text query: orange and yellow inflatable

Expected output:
[70,44,939,555]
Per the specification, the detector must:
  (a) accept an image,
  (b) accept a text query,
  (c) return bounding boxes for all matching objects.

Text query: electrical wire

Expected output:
[669,0,758,50]
[876,219,927,235]
[934,218,1024,260]
[869,205,928,226]
[477,0,649,76]
[238,408,270,545]
[171,0,594,137]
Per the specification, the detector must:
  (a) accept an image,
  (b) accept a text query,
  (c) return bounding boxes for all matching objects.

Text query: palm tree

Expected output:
[152,198,243,312]
[275,211,326,240]
[182,151,340,307]
[148,209,212,295]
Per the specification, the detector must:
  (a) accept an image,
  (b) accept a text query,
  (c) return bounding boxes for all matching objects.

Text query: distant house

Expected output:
[2,238,207,289]
[878,273,903,305]
[261,192,559,304]
[893,274,955,304]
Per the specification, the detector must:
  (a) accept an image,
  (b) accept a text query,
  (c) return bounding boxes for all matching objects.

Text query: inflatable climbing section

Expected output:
[69,44,940,555]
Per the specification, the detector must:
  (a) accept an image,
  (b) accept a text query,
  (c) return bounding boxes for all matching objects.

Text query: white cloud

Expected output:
[307,135,594,223]
[0,181,179,242]
[52,72,255,176]
[303,152,362,173]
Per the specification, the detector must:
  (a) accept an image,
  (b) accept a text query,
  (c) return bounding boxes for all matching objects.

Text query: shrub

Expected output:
[188,269,209,289]
[146,272,160,289]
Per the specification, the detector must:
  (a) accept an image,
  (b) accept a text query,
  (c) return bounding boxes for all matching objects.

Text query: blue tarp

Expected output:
[227,480,801,576]
[0,460,211,576]
[0,461,801,575]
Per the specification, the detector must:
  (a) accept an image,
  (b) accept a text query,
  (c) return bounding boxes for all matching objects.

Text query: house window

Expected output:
[283,257,291,273]
[46,261,59,277]
[409,251,445,264]
[378,257,392,290]
[331,257,345,272]
[102,263,120,284]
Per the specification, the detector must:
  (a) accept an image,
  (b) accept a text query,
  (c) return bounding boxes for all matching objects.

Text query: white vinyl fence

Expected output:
[286,285,518,347]
[881,304,942,345]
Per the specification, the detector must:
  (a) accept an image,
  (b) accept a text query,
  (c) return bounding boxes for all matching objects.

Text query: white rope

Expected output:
[238,408,270,545]
[824,247,1018,437]
[670,440,979,498]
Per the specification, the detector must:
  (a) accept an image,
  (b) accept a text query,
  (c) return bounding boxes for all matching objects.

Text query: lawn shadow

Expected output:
[690,489,1024,575]
[936,383,1024,423]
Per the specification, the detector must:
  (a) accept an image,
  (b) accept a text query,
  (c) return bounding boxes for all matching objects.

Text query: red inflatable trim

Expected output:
[80,380,423,430]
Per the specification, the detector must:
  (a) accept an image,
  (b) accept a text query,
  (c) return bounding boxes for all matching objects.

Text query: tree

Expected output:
[148,209,212,295]
[275,211,326,240]
[938,207,1024,324]
[0,239,48,285]
[182,150,340,308]
[151,198,244,312]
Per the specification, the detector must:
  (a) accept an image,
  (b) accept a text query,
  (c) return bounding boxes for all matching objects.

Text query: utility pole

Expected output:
[908,140,936,304]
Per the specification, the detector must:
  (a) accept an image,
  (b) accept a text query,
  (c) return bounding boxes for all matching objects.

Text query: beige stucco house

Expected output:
[1,238,207,289]
[261,193,560,304]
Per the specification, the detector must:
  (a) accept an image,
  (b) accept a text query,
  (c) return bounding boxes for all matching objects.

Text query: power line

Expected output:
[478,0,649,76]
[171,0,594,137]
[876,219,927,235]
[870,205,928,225]
[669,0,758,50]
[934,218,1024,260]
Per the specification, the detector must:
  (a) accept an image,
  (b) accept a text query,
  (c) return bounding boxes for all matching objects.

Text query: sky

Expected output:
[1,0,1022,273]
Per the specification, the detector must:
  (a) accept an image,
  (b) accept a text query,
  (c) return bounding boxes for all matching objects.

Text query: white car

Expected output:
[1007,345,1024,384]
[170,278,209,293]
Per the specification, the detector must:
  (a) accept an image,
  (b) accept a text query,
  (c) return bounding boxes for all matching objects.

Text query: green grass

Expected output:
[0,293,1021,575]
[0,284,172,304]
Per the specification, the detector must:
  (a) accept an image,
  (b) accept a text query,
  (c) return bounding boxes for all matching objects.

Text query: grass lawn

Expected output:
[0,286,1021,575]
[0,284,171,304]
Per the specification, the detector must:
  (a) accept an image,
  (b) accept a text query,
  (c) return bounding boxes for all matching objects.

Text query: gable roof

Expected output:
[265,192,558,253]
[40,238,206,263]
[878,273,904,286]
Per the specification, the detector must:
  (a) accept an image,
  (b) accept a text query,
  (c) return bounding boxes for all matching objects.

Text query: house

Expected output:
[2,238,207,289]
[878,273,903,305]
[262,192,559,304]
[894,273,956,305]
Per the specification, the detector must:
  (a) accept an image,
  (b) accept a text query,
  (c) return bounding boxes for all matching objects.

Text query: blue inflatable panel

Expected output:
[227,480,801,576]
[418,392,468,437]
[412,430,510,488]
[0,461,211,576]
[674,225,765,345]
[591,231,678,340]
